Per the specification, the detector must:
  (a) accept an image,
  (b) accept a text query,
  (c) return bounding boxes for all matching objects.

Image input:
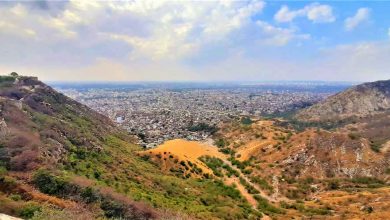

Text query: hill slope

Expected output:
[211,118,390,218]
[295,79,390,121]
[0,75,258,219]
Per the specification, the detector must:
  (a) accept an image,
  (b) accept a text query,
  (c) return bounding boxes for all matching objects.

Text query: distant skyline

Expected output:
[1,1,389,82]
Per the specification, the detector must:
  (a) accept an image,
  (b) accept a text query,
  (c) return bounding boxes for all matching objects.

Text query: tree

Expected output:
[10,72,19,77]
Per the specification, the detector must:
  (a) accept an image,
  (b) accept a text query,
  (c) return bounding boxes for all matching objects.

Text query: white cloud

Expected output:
[256,21,310,46]
[101,0,266,59]
[344,8,370,31]
[5,1,388,82]
[1,0,311,63]
[274,3,335,23]
[0,1,268,60]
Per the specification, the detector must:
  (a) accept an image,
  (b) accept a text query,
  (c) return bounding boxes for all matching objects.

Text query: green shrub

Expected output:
[100,199,125,218]
[229,158,250,170]
[280,202,330,215]
[241,117,253,125]
[199,156,224,177]
[243,169,253,175]
[350,177,384,186]
[219,147,234,155]
[215,138,228,147]
[0,166,7,176]
[222,164,239,177]
[251,176,274,193]
[19,203,41,219]
[327,179,340,190]
[239,177,259,194]
[187,123,218,134]
[81,187,100,203]
[370,143,381,152]
[9,194,22,201]
[348,133,360,140]
[254,195,285,214]
[214,180,242,200]
[32,170,78,197]
[0,75,15,84]
[94,171,101,179]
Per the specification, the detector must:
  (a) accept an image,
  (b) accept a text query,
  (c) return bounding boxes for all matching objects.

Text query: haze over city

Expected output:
[1,0,389,82]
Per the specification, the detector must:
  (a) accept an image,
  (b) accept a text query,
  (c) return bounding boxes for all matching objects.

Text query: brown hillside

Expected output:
[295,79,390,121]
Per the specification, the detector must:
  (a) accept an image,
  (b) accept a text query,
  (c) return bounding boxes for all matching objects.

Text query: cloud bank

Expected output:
[0,1,389,82]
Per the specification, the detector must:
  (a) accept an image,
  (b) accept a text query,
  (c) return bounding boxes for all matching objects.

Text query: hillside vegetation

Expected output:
[0,75,259,219]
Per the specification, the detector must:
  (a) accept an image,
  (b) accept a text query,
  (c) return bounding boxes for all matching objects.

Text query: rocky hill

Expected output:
[210,119,390,219]
[295,79,390,121]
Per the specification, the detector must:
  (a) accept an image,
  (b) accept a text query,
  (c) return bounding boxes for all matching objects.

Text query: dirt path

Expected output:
[225,177,258,207]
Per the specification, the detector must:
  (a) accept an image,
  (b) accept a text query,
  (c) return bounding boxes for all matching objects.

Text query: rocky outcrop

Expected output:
[0,213,23,220]
[279,130,389,179]
[0,118,8,138]
[295,79,390,121]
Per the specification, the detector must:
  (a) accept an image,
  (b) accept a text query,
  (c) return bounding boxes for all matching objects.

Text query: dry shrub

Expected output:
[28,191,77,209]
[0,88,26,100]
[24,94,53,115]
[5,133,42,171]
[14,183,75,210]
[7,135,32,149]
[40,129,62,142]
[70,176,95,188]
[158,209,194,220]
[99,186,158,219]
[0,194,21,217]
[10,149,40,171]
[2,102,30,127]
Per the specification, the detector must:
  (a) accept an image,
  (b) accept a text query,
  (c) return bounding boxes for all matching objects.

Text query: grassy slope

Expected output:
[0,76,257,219]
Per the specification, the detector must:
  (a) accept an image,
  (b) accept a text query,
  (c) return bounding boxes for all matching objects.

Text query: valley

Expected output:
[57,82,347,147]
[0,74,389,220]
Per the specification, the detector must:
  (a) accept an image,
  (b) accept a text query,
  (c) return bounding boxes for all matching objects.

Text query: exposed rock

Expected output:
[295,79,390,121]
[0,118,8,137]
[10,100,22,110]
[0,213,23,220]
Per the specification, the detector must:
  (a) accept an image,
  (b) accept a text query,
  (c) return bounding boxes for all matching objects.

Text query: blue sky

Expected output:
[0,0,389,82]
[261,1,389,44]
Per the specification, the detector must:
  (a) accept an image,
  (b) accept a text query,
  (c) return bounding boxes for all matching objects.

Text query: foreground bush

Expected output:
[32,169,157,219]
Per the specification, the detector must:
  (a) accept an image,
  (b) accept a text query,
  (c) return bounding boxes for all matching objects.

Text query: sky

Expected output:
[0,0,389,82]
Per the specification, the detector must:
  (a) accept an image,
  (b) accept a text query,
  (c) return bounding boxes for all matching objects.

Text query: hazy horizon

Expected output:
[1,1,389,82]
[46,79,359,84]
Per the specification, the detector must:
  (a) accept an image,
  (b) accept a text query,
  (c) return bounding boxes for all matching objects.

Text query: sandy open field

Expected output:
[143,139,226,174]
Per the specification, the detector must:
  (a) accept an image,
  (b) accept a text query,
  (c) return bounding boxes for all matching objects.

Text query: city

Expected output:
[57,83,348,147]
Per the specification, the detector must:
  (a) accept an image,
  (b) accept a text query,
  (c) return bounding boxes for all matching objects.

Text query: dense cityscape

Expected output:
[57,83,349,147]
